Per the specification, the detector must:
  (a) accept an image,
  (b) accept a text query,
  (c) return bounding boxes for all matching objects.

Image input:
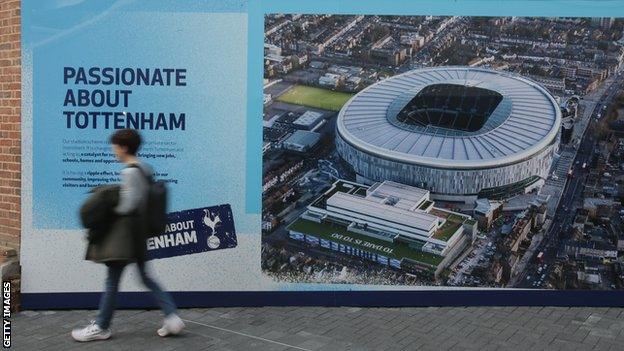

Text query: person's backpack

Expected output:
[129,164,168,237]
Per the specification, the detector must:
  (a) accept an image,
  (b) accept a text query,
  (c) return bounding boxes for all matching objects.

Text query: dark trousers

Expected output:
[96,261,177,329]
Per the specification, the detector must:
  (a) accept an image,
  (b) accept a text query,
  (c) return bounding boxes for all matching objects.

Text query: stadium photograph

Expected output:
[261,14,624,290]
[336,66,560,202]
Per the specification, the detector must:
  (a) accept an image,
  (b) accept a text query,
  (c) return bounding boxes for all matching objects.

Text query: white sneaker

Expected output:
[71,321,111,342]
[157,314,185,337]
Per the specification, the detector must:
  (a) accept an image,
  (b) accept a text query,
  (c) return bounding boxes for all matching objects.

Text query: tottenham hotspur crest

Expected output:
[203,209,221,249]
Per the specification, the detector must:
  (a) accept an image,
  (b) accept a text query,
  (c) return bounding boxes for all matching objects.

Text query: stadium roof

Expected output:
[337,67,561,169]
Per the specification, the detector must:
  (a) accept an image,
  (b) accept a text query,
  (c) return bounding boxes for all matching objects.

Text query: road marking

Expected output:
[182,318,313,351]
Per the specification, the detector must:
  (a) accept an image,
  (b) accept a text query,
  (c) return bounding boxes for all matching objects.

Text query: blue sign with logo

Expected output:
[146,205,237,260]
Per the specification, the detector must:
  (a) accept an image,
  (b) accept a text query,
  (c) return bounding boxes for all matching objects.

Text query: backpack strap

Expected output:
[127,163,153,183]
[125,164,152,218]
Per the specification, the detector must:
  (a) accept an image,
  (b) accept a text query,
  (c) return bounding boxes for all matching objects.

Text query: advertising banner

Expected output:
[147,205,237,261]
[21,0,624,308]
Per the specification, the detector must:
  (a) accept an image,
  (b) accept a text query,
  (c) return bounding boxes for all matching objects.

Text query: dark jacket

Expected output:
[82,185,144,263]
[80,185,119,243]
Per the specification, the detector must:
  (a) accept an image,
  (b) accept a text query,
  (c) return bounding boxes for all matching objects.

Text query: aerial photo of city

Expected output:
[261,15,624,289]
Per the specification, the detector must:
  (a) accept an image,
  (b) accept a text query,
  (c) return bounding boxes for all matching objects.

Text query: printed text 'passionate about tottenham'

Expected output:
[62,67,187,130]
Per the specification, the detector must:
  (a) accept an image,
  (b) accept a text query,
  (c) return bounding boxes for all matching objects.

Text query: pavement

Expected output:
[12,306,624,350]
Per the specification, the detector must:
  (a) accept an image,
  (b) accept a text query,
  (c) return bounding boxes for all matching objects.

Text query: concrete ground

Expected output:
[11,306,624,350]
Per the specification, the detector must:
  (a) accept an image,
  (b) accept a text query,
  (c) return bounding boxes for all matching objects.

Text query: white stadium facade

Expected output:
[335,67,562,202]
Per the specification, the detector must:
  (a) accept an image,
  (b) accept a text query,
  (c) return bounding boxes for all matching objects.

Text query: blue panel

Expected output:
[21,290,624,309]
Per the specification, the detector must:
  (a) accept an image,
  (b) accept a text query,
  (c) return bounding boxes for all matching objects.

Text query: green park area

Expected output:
[433,214,465,242]
[276,85,354,112]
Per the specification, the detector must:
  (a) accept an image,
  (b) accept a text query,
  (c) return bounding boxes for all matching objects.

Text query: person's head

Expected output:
[110,129,141,162]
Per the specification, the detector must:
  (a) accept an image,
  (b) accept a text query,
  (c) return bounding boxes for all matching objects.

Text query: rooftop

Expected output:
[293,111,324,127]
[433,213,465,241]
[283,130,321,148]
[326,192,439,232]
[367,181,430,209]
[336,67,561,169]
[310,180,476,243]
[474,198,498,215]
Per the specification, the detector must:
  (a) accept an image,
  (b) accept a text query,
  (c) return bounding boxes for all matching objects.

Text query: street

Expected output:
[514,66,624,288]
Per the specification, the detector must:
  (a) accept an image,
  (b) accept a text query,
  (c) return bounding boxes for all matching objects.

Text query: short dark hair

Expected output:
[110,129,142,155]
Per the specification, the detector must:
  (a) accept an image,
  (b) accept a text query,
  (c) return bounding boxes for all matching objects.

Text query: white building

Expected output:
[400,33,425,48]
[301,180,476,258]
[293,111,325,131]
[264,43,282,56]
[282,130,321,153]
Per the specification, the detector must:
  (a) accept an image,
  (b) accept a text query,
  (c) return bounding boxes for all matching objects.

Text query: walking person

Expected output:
[72,129,184,342]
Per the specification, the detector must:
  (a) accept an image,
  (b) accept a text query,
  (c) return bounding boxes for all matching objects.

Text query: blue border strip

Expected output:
[245,0,262,214]
[261,0,624,17]
[21,290,624,310]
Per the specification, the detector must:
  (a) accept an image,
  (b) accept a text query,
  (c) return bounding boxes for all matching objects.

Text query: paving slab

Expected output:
[10,306,624,350]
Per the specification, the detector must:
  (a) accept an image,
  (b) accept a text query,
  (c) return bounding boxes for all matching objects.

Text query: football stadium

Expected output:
[335,67,562,202]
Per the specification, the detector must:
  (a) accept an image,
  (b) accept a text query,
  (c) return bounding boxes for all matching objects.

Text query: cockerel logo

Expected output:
[203,209,222,249]
[203,209,221,234]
